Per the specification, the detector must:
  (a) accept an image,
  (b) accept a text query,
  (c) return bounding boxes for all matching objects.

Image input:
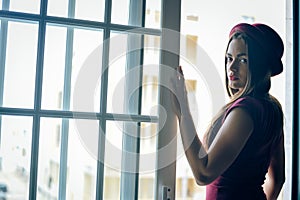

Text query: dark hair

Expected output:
[225,32,271,98]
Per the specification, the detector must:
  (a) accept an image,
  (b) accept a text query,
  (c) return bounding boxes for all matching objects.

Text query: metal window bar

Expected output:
[29,0,48,198]
[0,0,9,150]
[95,0,112,198]
[120,0,146,199]
[155,0,181,199]
[120,36,143,198]
[0,107,158,122]
[57,0,76,199]
[0,1,9,107]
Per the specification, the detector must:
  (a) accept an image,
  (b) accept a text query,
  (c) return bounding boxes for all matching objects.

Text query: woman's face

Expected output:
[226,38,249,92]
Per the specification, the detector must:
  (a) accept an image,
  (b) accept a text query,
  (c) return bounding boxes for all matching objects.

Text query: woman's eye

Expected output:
[240,58,247,63]
[226,57,233,62]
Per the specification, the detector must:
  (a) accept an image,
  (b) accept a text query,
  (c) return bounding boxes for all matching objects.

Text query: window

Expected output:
[0,0,181,199]
[186,35,198,63]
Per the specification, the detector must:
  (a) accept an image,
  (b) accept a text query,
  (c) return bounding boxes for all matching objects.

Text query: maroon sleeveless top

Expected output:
[206,96,283,200]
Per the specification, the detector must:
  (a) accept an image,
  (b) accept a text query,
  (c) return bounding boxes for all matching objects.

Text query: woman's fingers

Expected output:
[178,65,184,76]
[179,65,183,75]
[177,66,184,81]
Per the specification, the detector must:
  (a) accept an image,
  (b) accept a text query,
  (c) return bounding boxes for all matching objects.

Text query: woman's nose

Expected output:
[228,59,238,72]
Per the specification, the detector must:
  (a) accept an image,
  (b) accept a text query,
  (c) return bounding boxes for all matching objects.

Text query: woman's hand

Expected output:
[170,66,191,120]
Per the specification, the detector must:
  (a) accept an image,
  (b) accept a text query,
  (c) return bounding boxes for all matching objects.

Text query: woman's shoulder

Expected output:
[228,95,283,119]
[237,95,283,113]
[223,96,264,121]
[231,96,263,109]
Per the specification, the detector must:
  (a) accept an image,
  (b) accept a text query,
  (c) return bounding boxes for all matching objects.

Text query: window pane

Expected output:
[3,21,38,108]
[138,122,157,200]
[107,32,127,114]
[107,32,160,115]
[7,0,40,14]
[66,119,98,199]
[70,28,103,112]
[141,35,160,116]
[47,0,105,22]
[111,0,129,25]
[103,121,157,200]
[0,115,33,200]
[176,134,206,199]
[42,25,67,110]
[75,0,105,22]
[103,121,123,200]
[42,24,103,112]
[145,0,161,29]
[37,118,99,199]
[111,0,161,28]
[47,0,68,18]
[37,118,61,199]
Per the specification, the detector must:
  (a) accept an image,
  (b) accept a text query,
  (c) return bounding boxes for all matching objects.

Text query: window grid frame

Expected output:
[0,0,161,199]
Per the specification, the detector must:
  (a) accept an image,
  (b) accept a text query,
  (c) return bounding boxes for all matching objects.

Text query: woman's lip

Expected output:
[229,76,238,81]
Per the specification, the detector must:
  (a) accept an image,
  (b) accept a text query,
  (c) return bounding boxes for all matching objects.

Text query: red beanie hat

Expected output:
[229,23,284,76]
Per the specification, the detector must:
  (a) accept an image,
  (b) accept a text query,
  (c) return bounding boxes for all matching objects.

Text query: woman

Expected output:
[172,23,285,200]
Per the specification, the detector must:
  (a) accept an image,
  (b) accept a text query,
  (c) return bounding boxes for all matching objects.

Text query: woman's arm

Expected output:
[178,107,253,185]
[172,66,253,185]
[263,135,285,200]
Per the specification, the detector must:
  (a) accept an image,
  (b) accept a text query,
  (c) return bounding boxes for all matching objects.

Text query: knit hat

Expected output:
[229,23,284,76]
